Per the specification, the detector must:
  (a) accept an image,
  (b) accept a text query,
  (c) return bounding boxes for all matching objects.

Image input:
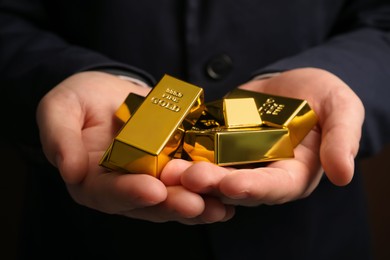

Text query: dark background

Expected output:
[1,139,389,260]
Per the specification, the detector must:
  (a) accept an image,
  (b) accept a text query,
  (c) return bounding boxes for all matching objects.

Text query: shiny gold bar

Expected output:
[193,100,224,129]
[99,74,204,178]
[112,92,185,159]
[193,110,222,130]
[223,98,262,128]
[115,92,145,124]
[183,126,294,166]
[203,99,224,122]
[195,97,262,129]
[226,89,317,147]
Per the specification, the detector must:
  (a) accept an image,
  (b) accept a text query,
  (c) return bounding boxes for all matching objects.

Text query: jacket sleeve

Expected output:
[0,0,154,147]
[254,3,390,157]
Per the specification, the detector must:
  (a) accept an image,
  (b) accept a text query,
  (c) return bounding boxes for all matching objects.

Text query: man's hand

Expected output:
[36,71,234,224]
[160,68,364,206]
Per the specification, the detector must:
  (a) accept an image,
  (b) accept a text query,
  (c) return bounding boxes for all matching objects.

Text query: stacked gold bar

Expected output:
[183,96,294,166]
[100,75,318,177]
[225,88,318,147]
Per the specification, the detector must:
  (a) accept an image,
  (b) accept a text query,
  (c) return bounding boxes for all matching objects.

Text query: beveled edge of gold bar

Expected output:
[99,143,125,172]
[286,103,318,147]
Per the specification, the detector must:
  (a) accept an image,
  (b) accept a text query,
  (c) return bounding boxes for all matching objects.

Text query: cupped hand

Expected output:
[36,71,234,224]
[161,68,364,206]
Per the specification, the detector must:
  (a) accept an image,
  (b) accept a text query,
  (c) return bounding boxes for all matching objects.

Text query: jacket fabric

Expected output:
[1,1,390,259]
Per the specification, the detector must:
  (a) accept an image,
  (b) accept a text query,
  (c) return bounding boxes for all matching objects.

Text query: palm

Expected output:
[163,127,321,207]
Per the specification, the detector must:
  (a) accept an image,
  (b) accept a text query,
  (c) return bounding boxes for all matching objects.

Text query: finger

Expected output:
[121,188,235,224]
[36,94,88,184]
[180,161,230,194]
[159,159,194,186]
[68,155,168,214]
[119,185,206,223]
[161,162,237,224]
[200,196,235,223]
[219,130,323,206]
[163,186,206,218]
[319,88,364,186]
[219,164,322,206]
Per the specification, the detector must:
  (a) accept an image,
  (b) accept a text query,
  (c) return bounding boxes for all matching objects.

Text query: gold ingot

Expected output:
[99,74,204,178]
[111,92,185,159]
[223,97,262,128]
[194,98,262,129]
[115,92,145,124]
[226,89,317,147]
[193,100,224,129]
[183,127,294,166]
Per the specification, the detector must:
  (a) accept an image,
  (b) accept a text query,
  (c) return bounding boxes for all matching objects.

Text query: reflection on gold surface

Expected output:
[114,92,144,124]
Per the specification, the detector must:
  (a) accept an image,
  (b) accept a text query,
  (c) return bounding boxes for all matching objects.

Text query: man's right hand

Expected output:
[36,71,235,224]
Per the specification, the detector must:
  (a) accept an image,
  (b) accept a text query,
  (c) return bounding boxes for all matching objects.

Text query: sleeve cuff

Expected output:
[251,72,282,81]
[95,68,152,87]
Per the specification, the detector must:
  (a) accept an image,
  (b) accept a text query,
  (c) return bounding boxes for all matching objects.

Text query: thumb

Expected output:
[319,90,364,186]
[37,95,88,185]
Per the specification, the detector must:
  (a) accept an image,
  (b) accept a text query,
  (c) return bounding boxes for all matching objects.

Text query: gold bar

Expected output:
[183,126,294,166]
[196,97,262,129]
[193,110,222,129]
[226,89,317,147]
[115,92,145,124]
[193,100,224,129]
[203,100,224,122]
[99,74,204,178]
[223,97,262,128]
[112,92,186,160]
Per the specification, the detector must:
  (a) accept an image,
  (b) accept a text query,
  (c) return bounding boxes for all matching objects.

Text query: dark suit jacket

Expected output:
[1,1,390,259]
